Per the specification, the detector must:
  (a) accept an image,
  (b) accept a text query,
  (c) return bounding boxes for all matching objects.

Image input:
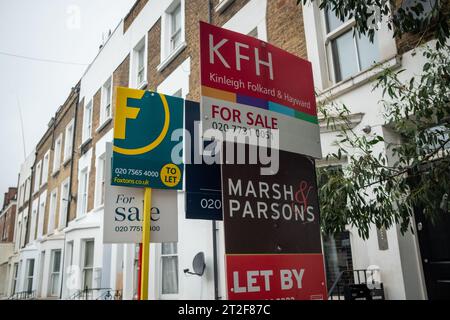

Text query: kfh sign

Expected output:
[200,21,321,159]
[112,87,184,189]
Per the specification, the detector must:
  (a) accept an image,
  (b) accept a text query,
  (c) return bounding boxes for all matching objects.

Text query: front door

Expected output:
[415,206,450,299]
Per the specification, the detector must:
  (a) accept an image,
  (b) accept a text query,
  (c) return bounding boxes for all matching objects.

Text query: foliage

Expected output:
[299,0,449,49]
[317,45,450,239]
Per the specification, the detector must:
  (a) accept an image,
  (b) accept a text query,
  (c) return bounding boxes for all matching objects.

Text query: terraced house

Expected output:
[2,0,447,300]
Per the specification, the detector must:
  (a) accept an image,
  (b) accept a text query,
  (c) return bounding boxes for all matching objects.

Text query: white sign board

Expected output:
[202,96,321,158]
[103,143,178,243]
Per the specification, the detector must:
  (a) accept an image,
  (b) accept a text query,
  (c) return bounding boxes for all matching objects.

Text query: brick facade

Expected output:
[27,85,79,244]
[0,187,17,243]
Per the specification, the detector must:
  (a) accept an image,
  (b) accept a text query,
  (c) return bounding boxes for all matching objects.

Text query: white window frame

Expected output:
[33,161,42,194]
[302,2,398,93]
[25,258,35,293]
[158,0,186,72]
[52,134,63,174]
[49,249,62,297]
[81,239,95,290]
[159,242,179,299]
[30,199,39,241]
[82,100,93,144]
[94,153,106,208]
[59,178,70,229]
[131,37,148,89]
[63,119,74,163]
[12,263,19,295]
[99,77,113,128]
[37,192,46,239]
[47,188,58,235]
[24,178,30,203]
[41,150,50,186]
[77,167,89,218]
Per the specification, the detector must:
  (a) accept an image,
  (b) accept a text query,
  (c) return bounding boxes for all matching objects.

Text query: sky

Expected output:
[0,0,136,205]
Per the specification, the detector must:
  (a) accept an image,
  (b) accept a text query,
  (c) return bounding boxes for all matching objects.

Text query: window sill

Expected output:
[51,169,60,177]
[318,55,402,102]
[96,117,112,133]
[157,42,187,73]
[63,157,72,167]
[93,204,104,213]
[319,112,364,134]
[137,81,148,90]
[215,0,235,13]
[79,137,92,150]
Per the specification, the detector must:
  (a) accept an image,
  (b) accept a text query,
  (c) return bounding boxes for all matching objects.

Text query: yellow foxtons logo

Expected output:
[113,87,170,156]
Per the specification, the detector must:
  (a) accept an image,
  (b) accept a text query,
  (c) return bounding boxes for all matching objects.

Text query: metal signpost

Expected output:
[112,87,183,300]
[200,22,326,300]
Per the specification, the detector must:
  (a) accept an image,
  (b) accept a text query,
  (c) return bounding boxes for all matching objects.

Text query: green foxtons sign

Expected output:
[112,87,183,189]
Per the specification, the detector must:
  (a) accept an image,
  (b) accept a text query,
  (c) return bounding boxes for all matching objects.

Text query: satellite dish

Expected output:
[183,252,205,276]
[192,252,206,276]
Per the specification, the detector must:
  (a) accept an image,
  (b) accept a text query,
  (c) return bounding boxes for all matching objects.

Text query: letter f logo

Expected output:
[114,87,143,140]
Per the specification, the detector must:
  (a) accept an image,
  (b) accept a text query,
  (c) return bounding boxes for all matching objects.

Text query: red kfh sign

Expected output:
[199,21,321,158]
[226,254,327,300]
[200,21,316,116]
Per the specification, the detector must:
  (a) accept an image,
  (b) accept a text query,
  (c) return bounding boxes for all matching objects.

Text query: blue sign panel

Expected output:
[112,87,184,190]
[185,100,222,220]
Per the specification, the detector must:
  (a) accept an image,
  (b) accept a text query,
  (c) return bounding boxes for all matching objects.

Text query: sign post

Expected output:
[140,187,152,300]
[199,22,326,300]
[112,87,183,300]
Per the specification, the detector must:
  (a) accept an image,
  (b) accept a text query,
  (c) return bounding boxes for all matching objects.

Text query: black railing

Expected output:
[9,290,36,300]
[68,287,122,300]
[328,269,384,300]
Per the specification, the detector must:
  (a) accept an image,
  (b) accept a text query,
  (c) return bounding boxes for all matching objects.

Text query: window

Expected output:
[53,134,62,173]
[30,201,38,241]
[82,100,93,143]
[132,38,147,88]
[324,8,379,83]
[49,250,62,296]
[95,155,106,207]
[59,179,70,229]
[25,259,35,293]
[64,120,74,162]
[159,0,185,71]
[161,243,178,295]
[37,195,46,239]
[20,213,27,248]
[82,240,95,290]
[33,161,42,193]
[41,151,50,186]
[170,3,182,51]
[323,232,354,290]
[24,178,30,203]
[100,78,112,125]
[12,263,19,295]
[248,27,258,38]
[47,189,58,234]
[78,168,89,217]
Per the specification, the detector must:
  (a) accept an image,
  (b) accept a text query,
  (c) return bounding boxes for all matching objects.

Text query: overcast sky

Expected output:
[0,0,136,205]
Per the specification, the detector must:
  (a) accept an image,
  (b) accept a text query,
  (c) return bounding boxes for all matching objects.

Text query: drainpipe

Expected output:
[207,0,220,301]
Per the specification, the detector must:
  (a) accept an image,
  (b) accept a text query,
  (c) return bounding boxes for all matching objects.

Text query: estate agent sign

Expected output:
[112,87,184,189]
[104,143,178,243]
[200,21,321,158]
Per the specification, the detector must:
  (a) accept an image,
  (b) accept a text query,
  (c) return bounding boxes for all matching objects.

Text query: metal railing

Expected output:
[9,290,36,300]
[68,287,122,300]
[328,269,382,300]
